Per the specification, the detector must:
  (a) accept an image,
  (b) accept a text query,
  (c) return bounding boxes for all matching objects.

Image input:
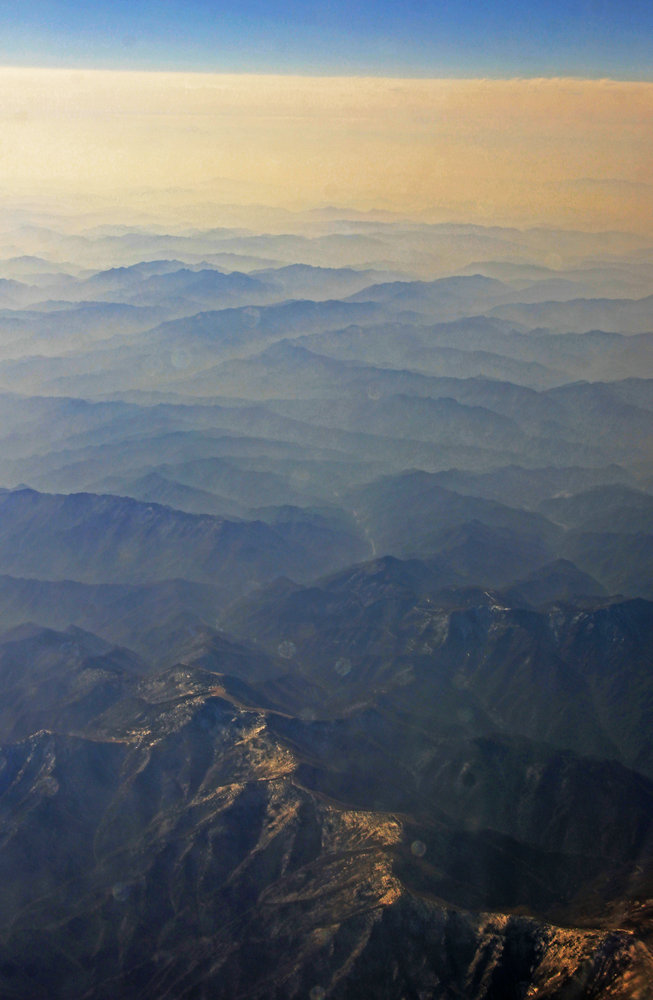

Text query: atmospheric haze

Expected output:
[2,68,653,231]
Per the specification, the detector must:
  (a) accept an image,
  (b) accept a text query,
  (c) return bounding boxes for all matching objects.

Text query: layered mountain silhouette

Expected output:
[0,215,651,997]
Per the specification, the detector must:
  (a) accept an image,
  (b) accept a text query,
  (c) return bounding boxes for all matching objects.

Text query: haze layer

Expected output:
[2,68,652,231]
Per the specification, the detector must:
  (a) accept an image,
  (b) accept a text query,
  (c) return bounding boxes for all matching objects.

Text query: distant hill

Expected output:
[0,489,366,588]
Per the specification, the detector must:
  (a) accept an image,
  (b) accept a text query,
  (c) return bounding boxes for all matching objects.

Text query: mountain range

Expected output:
[0,214,651,997]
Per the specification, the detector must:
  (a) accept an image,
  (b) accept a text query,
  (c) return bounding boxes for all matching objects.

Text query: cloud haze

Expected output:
[2,69,652,230]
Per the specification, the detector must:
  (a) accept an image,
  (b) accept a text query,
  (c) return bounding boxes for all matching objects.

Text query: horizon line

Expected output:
[1,65,652,86]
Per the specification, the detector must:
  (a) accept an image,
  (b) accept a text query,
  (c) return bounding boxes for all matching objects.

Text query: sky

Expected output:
[0,0,652,78]
[0,2,651,232]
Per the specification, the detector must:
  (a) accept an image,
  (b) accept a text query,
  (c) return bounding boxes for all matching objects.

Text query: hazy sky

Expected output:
[1,69,651,232]
[1,2,651,232]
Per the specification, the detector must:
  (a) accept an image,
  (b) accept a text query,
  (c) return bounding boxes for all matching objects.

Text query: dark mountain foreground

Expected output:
[0,581,652,998]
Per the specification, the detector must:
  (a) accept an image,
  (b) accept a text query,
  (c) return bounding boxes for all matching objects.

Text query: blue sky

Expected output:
[0,0,651,78]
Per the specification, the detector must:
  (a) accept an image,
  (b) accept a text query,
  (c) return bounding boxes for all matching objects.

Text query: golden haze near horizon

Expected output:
[1,67,652,231]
